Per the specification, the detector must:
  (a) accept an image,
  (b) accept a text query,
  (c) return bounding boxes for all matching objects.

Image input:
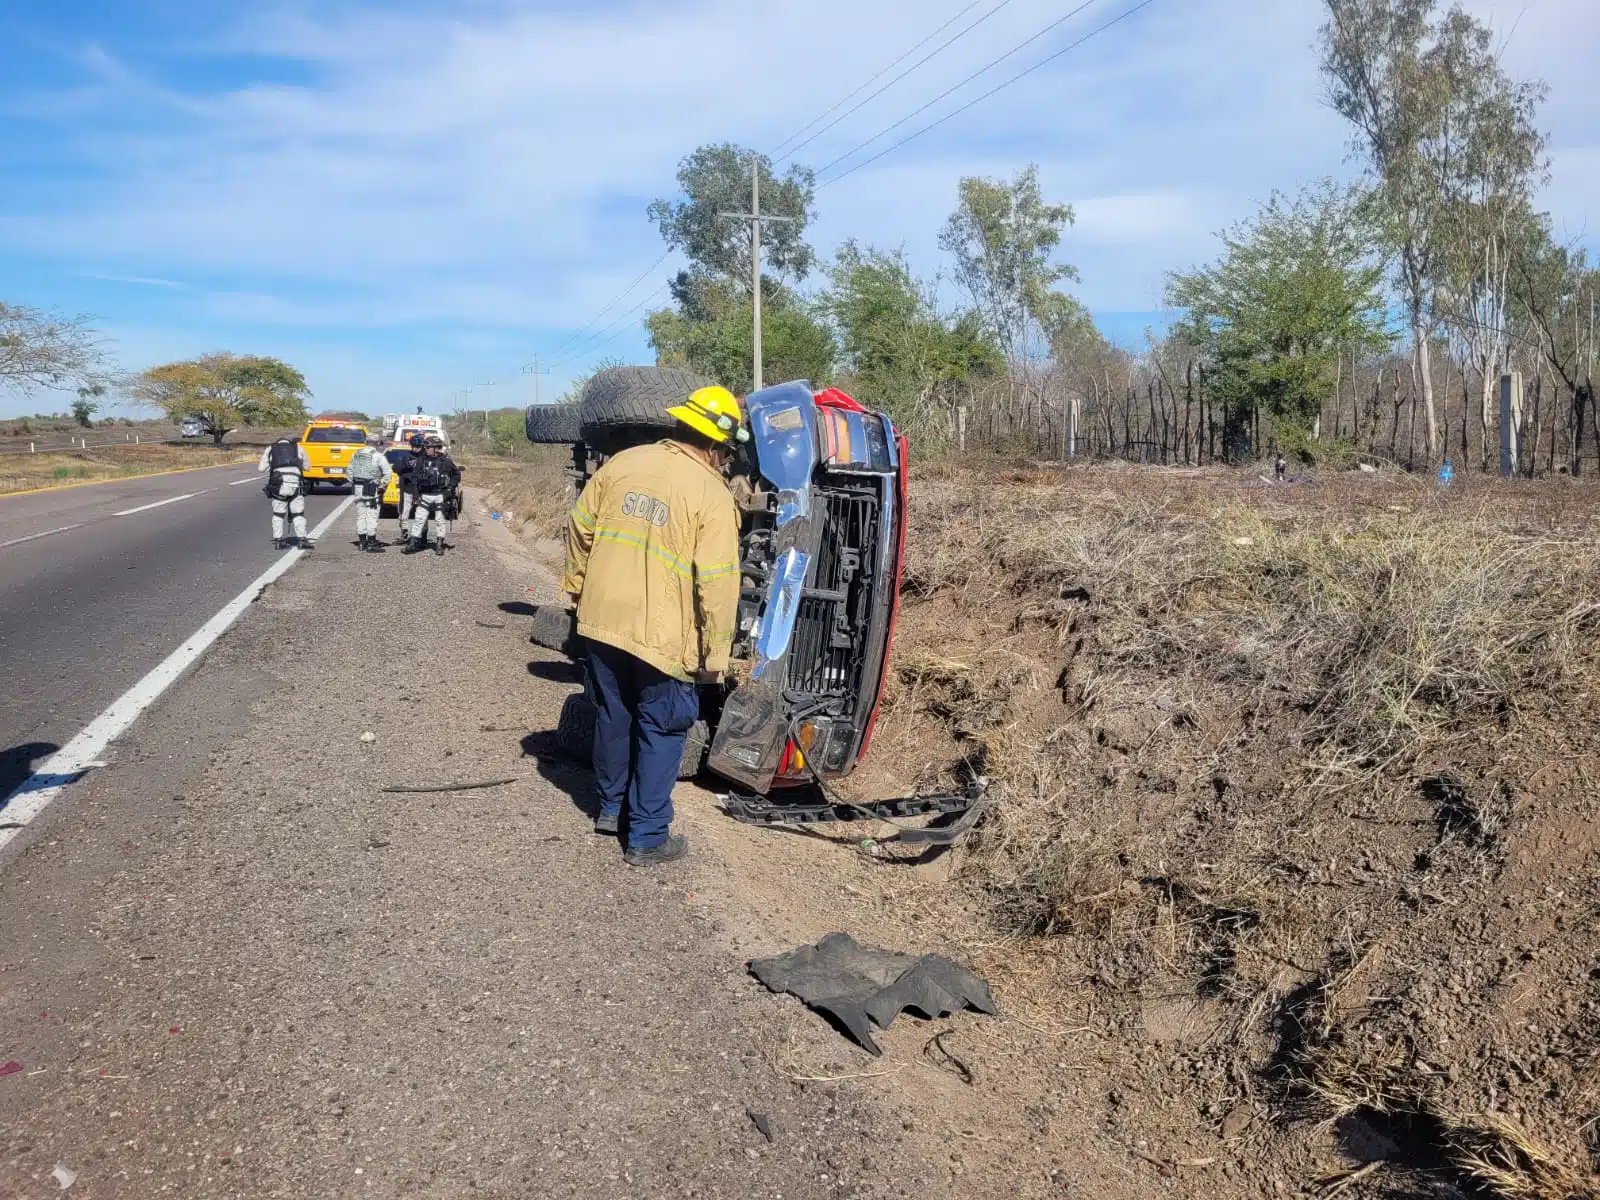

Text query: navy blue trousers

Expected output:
[584,639,699,849]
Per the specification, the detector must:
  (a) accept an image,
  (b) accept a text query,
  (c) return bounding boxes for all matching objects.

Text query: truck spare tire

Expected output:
[525,402,583,444]
[529,605,581,657]
[578,366,714,455]
[553,694,709,780]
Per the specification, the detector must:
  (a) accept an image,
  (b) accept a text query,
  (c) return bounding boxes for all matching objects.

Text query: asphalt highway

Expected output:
[0,465,346,796]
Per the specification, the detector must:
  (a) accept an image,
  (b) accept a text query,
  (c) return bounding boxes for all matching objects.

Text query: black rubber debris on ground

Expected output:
[748,931,997,1055]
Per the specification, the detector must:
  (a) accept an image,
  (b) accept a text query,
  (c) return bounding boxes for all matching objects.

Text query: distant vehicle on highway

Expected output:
[299,419,369,490]
[180,416,206,439]
[394,413,447,450]
[380,413,400,441]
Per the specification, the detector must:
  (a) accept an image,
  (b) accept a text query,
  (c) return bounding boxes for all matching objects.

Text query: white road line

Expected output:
[0,494,356,854]
[229,475,266,486]
[0,523,86,550]
[112,490,205,517]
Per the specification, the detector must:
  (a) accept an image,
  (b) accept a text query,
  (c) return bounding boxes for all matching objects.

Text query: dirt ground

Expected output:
[494,459,1600,1200]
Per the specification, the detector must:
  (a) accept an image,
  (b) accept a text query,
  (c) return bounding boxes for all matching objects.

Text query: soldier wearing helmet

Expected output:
[258,435,311,550]
[346,435,393,552]
[396,434,461,555]
[562,385,747,866]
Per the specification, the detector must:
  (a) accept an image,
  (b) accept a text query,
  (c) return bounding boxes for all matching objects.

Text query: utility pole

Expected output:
[719,160,795,393]
[521,355,549,406]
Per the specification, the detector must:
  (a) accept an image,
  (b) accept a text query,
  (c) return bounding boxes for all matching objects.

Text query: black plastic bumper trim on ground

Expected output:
[720,789,979,832]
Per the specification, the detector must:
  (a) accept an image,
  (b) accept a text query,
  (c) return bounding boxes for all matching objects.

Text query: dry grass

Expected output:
[462,447,573,538]
[477,448,1600,1192]
[904,468,1600,766]
[0,443,258,494]
[881,463,1600,1194]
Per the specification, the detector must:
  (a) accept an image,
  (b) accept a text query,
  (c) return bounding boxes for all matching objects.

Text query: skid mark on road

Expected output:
[0,523,86,550]
[0,494,356,855]
[112,490,206,517]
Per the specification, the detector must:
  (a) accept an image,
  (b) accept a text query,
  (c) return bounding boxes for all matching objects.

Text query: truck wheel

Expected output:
[526,402,583,444]
[578,366,714,455]
[529,605,581,657]
[555,694,596,762]
[678,720,710,780]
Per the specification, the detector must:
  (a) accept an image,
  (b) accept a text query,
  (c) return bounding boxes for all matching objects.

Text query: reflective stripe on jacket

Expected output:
[563,440,740,681]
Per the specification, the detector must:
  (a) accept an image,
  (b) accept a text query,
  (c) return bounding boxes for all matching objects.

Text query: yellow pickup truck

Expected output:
[300,420,370,489]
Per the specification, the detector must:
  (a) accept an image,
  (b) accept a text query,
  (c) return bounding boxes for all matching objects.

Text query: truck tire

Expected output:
[525,402,583,444]
[555,694,708,781]
[555,694,596,762]
[578,366,714,455]
[679,720,710,779]
[530,605,581,657]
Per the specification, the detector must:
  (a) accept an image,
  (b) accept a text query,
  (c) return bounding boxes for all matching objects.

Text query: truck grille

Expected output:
[786,483,881,704]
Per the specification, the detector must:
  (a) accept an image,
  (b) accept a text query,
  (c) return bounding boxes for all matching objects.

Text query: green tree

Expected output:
[822,240,1000,433]
[648,276,835,393]
[1167,181,1391,457]
[1508,224,1599,475]
[648,144,816,295]
[1321,0,1548,463]
[938,165,1079,368]
[71,383,106,427]
[646,144,831,392]
[134,352,311,445]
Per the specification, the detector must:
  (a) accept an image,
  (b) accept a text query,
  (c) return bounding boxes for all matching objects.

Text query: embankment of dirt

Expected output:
[490,456,1600,1199]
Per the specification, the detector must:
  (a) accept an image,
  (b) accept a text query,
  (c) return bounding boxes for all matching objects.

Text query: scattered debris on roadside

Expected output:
[749,931,996,1054]
[380,777,518,794]
[746,1109,774,1143]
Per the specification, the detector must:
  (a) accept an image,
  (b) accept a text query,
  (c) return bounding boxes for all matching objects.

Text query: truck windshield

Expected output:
[306,426,366,443]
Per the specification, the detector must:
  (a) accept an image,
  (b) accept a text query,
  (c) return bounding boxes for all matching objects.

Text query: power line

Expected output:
[768,0,986,158]
[572,284,674,363]
[537,0,998,387]
[778,0,1018,165]
[530,0,1024,390]
[820,0,1162,189]
[545,249,672,363]
[546,282,671,373]
[813,0,1106,180]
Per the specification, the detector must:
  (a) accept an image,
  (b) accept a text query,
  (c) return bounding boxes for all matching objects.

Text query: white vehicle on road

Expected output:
[180,416,206,438]
[394,413,447,449]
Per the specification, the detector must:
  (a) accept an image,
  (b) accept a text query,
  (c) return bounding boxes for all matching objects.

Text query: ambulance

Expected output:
[392,412,447,450]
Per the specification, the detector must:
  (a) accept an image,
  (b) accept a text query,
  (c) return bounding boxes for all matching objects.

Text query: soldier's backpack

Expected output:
[348,447,383,483]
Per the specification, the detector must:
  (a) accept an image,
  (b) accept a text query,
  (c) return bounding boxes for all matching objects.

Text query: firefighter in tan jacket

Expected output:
[563,385,745,866]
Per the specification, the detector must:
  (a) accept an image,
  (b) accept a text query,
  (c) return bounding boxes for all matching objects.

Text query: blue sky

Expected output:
[2,0,1596,419]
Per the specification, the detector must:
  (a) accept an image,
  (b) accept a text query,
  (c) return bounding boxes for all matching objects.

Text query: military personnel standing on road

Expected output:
[259,436,312,550]
[397,435,461,556]
[396,432,425,539]
[347,435,393,552]
[563,385,744,867]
